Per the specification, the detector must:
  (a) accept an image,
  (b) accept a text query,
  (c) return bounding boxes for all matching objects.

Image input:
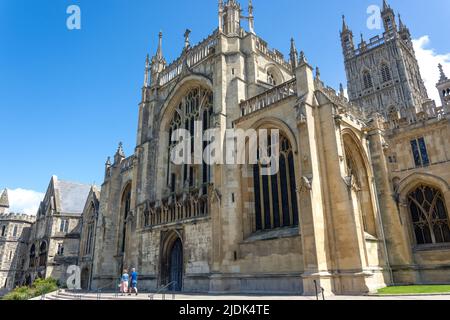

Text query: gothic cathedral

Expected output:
[86,0,450,295]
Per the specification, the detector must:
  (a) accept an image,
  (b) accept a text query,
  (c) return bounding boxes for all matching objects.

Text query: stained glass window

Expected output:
[411,137,430,167]
[253,134,299,232]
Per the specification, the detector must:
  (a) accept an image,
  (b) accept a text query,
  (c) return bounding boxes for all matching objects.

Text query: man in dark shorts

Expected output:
[129,268,138,296]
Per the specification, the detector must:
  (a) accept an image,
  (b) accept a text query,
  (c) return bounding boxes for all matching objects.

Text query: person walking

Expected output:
[120,269,129,296]
[129,268,138,296]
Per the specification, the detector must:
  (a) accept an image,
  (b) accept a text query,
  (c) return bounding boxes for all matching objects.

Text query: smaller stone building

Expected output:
[25,176,91,286]
[0,190,35,294]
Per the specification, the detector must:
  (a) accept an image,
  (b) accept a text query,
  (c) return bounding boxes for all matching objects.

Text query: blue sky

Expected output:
[0,0,449,213]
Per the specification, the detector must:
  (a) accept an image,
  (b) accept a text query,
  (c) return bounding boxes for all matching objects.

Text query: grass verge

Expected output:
[378,285,450,295]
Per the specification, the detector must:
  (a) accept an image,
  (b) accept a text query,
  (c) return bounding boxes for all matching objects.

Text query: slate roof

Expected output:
[54,179,91,215]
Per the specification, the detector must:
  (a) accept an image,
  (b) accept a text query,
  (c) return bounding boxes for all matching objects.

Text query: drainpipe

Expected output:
[366,136,394,286]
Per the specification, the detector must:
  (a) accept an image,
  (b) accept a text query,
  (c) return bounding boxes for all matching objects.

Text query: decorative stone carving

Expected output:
[297,176,313,193]
[208,184,221,204]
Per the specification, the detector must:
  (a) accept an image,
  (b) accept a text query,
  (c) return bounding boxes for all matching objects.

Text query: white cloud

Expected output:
[413,35,450,105]
[7,188,44,215]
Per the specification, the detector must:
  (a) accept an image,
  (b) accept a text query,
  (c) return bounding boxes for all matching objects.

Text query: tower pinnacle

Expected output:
[0,189,9,214]
[248,0,255,34]
[439,64,448,82]
[290,38,299,70]
[342,15,348,32]
[150,31,166,87]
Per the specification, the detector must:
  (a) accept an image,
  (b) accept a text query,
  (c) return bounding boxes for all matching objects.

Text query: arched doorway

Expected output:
[25,274,32,286]
[168,238,183,292]
[80,267,90,290]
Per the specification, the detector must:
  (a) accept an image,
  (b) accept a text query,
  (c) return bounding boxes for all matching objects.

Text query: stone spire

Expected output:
[436,64,450,108]
[381,0,397,33]
[397,13,412,42]
[150,31,166,87]
[439,64,448,83]
[218,0,224,32]
[398,13,405,30]
[290,38,299,70]
[341,15,349,32]
[105,157,112,178]
[340,15,354,58]
[0,189,9,214]
[114,142,125,164]
[156,31,163,60]
[359,33,367,52]
[184,29,191,50]
[299,51,308,65]
[248,0,255,34]
[143,54,150,87]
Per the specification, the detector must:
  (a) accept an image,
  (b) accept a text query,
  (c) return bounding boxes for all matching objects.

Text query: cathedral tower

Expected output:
[342,0,429,122]
[340,15,354,60]
[437,64,450,108]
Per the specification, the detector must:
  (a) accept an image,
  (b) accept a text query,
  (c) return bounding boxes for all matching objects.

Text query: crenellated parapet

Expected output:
[157,29,219,87]
[0,213,36,224]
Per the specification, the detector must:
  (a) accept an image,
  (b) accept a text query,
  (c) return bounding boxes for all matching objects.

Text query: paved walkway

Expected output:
[37,290,450,301]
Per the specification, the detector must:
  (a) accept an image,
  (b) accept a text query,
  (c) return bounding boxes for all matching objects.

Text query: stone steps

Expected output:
[39,290,164,301]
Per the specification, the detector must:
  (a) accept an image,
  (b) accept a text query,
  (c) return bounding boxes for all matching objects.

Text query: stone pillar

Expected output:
[294,60,333,295]
[366,117,416,284]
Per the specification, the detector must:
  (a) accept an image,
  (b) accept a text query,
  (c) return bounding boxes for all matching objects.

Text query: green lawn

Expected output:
[378,285,450,295]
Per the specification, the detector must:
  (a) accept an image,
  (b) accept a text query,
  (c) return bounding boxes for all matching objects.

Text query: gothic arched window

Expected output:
[381,64,392,83]
[167,87,213,195]
[253,134,299,231]
[39,242,47,267]
[84,204,95,256]
[408,185,450,245]
[1,225,5,237]
[120,184,132,254]
[29,244,36,268]
[363,71,373,89]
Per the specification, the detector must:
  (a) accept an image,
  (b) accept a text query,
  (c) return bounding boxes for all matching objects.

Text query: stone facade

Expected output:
[2,0,449,297]
[88,0,450,296]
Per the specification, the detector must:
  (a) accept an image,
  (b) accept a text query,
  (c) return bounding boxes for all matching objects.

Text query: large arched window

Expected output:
[363,71,373,89]
[253,134,299,231]
[167,87,213,196]
[29,244,36,268]
[408,185,450,245]
[380,63,392,83]
[119,185,132,254]
[84,203,96,256]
